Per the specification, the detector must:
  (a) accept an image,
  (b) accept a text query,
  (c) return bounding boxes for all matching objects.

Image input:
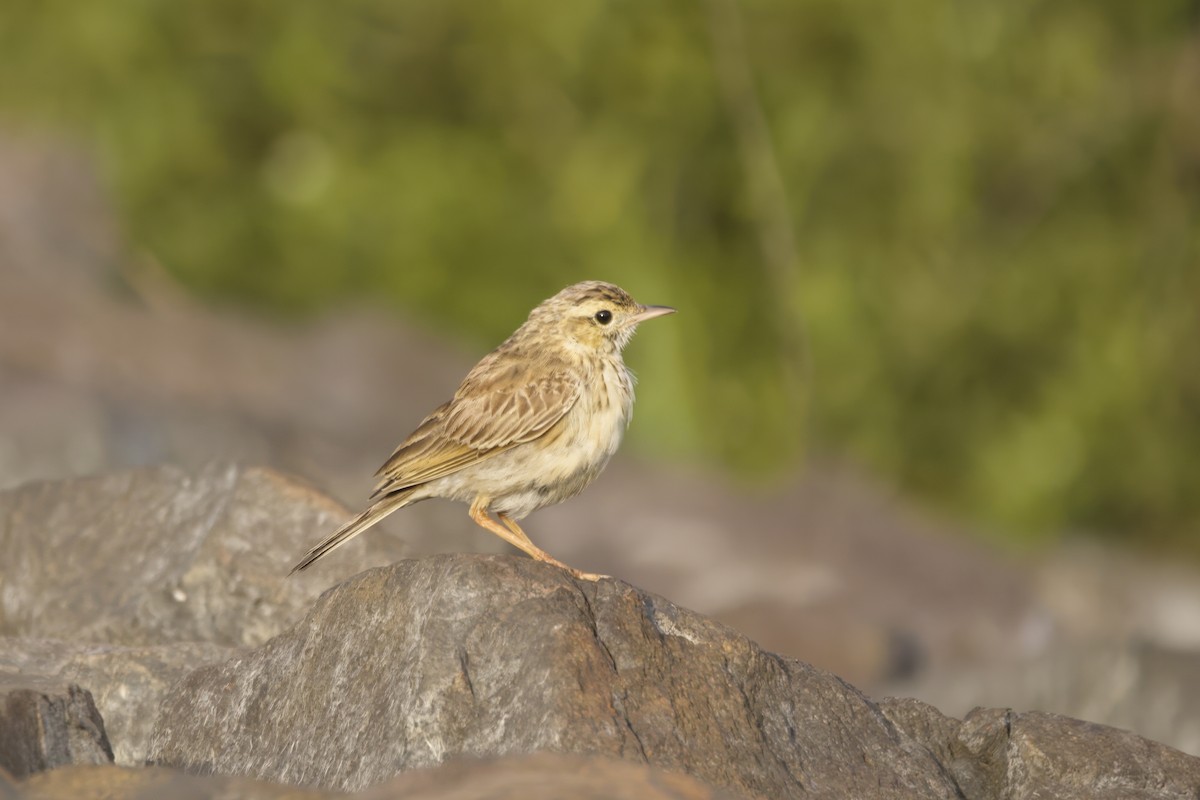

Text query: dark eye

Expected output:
[594,309,613,325]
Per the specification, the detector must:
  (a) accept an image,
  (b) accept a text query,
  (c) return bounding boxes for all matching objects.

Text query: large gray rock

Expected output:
[0,638,232,766]
[0,676,112,778]
[150,554,960,798]
[148,555,1200,798]
[0,463,410,648]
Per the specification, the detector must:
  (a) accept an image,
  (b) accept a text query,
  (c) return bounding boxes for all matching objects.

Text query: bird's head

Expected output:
[529,281,675,353]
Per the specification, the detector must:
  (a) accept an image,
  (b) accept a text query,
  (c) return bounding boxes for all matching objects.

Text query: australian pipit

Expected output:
[291,281,674,581]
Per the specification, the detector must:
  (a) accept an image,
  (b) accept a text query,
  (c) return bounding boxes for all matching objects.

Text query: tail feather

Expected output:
[289,490,415,575]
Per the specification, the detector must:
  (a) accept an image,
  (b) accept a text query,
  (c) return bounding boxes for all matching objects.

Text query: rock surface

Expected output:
[0,676,112,779]
[0,463,409,648]
[150,555,960,798]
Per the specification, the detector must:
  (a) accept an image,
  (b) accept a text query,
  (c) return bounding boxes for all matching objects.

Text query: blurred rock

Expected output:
[986,709,1200,800]
[14,756,731,800]
[0,463,410,648]
[882,537,1200,757]
[0,767,15,800]
[0,639,232,766]
[360,752,737,800]
[963,707,1199,800]
[150,555,960,798]
[881,699,1200,799]
[17,764,324,800]
[1038,540,1200,652]
[0,676,112,778]
[0,135,121,286]
[883,639,1200,757]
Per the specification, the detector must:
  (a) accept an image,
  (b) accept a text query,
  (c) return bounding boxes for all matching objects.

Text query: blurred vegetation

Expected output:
[1,1,1198,551]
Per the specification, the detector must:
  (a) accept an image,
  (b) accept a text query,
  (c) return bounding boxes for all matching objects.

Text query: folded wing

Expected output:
[370,361,580,498]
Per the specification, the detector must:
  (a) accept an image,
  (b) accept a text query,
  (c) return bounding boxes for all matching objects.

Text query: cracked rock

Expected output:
[149,554,958,798]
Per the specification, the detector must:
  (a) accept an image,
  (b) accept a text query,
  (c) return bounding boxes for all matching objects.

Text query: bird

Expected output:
[290,280,675,581]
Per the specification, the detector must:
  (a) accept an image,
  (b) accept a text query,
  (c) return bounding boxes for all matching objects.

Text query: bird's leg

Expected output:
[497,512,608,582]
[466,498,606,581]
[494,513,538,549]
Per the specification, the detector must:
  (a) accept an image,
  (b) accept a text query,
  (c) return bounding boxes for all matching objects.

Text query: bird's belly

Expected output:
[463,366,633,518]
[492,411,626,516]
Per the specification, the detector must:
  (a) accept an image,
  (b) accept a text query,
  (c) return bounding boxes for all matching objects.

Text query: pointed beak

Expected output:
[629,304,676,324]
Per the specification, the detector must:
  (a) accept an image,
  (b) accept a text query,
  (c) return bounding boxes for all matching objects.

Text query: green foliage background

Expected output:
[2,1,1198,550]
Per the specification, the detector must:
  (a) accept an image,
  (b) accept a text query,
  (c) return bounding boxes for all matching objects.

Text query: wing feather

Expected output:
[370,363,580,498]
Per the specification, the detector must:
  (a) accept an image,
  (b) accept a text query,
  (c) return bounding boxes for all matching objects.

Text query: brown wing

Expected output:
[370,363,580,498]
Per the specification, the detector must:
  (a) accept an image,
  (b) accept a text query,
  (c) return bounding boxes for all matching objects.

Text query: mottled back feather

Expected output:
[371,350,581,498]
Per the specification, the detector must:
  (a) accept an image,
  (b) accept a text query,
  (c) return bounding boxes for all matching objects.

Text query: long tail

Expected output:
[289,490,416,575]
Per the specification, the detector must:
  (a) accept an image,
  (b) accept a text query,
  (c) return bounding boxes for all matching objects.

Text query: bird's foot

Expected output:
[536,554,609,581]
[565,566,610,582]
